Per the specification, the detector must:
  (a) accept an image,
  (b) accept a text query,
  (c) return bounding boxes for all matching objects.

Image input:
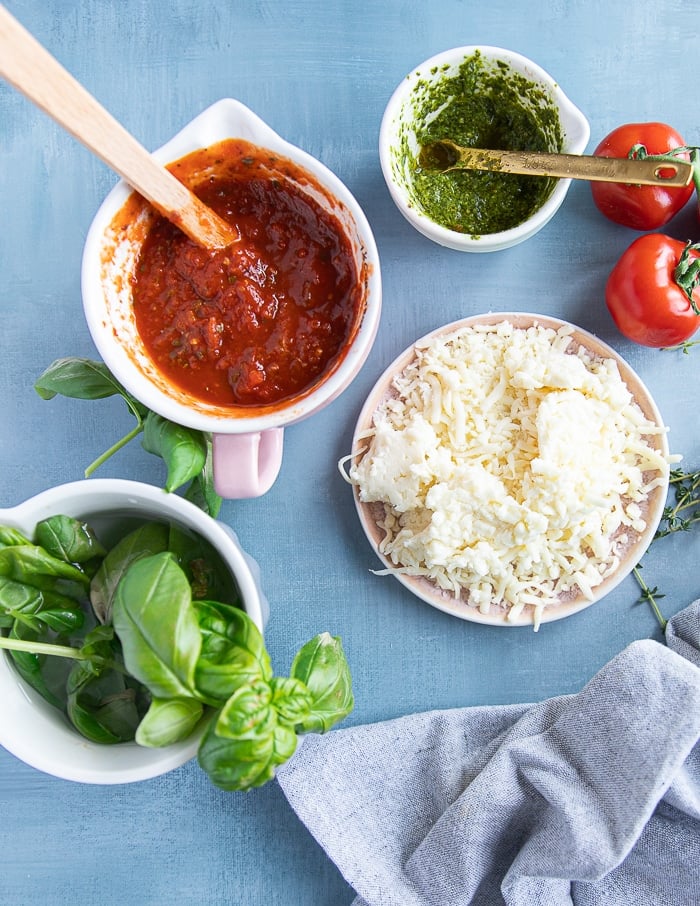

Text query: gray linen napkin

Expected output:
[277,600,700,906]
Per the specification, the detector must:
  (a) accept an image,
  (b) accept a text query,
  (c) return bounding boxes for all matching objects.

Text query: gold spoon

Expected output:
[0,4,238,250]
[418,138,693,186]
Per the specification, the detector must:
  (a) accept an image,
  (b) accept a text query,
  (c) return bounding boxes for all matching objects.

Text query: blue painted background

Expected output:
[1,1,699,903]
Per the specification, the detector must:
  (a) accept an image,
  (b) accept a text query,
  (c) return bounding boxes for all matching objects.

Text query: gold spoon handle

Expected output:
[420,140,693,186]
[0,4,237,249]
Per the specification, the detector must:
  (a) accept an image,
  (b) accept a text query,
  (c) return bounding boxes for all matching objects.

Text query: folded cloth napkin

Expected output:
[277,600,700,906]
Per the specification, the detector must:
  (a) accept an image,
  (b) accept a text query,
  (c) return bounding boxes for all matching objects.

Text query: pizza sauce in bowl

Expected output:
[132,139,364,408]
[82,99,381,497]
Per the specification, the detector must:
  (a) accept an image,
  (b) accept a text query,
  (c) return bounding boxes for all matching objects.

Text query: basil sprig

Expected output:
[0,515,354,790]
[199,632,352,791]
[35,357,221,516]
[111,551,354,790]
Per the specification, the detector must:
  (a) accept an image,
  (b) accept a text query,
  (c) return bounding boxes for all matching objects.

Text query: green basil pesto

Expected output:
[401,52,563,236]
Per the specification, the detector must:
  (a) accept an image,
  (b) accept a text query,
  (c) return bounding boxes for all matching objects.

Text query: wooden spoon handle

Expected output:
[0,4,237,249]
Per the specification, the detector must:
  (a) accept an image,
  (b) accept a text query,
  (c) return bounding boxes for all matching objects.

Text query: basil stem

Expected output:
[34,356,222,515]
[0,635,86,660]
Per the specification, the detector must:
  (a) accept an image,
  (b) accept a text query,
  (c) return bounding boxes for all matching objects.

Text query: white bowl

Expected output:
[0,479,268,784]
[379,46,590,252]
[347,313,670,627]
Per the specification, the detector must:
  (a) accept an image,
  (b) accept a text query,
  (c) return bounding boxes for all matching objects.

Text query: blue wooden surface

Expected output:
[1,1,699,903]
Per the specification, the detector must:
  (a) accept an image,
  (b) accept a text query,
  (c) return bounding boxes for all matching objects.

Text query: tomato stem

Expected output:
[673,241,700,316]
[691,148,700,222]
[632,141,700,316]
[628,142,700,199]
[689,148,700,187]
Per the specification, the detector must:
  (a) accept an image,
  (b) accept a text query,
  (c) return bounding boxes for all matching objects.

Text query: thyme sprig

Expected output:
[662,339,700,354]
[655,467,700,538]
[635,466,700,629]
[633,564,667,631]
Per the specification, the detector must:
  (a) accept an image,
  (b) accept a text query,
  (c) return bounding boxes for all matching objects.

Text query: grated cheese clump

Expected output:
[349,321,671,622]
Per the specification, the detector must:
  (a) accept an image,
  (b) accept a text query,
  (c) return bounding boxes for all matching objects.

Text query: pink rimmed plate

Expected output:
[347,312,670,628]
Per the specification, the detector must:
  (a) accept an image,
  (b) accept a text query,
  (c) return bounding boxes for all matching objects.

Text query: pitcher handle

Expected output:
[212,429,284,499]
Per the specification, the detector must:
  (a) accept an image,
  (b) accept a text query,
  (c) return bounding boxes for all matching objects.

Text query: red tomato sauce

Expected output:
[131,141,362,407]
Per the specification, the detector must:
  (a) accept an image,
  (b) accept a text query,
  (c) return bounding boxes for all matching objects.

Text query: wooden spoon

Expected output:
[419,139,693,186]
[0,4,238,250]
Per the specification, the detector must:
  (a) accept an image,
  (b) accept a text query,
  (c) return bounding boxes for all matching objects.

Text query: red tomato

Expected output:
[605,234,700,347]
[591,123,694,230]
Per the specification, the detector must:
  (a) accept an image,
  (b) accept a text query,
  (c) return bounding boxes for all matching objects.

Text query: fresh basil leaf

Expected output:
[2,583,86,633]
[183,440,222,517]
[197,715,297,791]
[0,526,32,547]
[135,696,204,748]
[31,607,85,634]
[34,357,129,401]
[290,633,354,733]
[0,575,80,618]
[193,600,271,705]
[35,515,107,565]
[66,626,145,745]
[214,678,276,740]
[0,576,43,615]
[35,360,220,517]
[269,676,312,726]
[76,623,117,658]
[112,552,201,700]
[198,722,275,791]
[34,356,222,516]
[67,693,134,744]
[0,544,89,592]
[35,358,148,430]
[142,412,207,493]
[4,620,66,710]
[166,525,240,604]
[90,521,169,624]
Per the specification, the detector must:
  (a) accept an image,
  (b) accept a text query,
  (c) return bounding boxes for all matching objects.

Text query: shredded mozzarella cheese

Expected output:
[349,321,671,620]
